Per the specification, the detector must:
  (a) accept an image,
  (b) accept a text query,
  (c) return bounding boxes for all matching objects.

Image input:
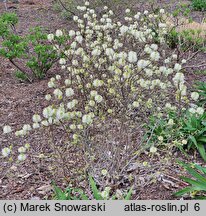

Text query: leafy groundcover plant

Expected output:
[191,0,206,11]
[53,175,133,200]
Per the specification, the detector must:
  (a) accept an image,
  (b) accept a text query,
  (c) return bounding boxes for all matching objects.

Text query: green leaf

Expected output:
[189,135,198,149]
[89,175,104,200]
[52,182,67,200]
[198,137,206,143]
[174,186,194,196]
[194,164,206,175]
[124,186,133,200]
[181,177,206,191]
[197,143,206,162]
[181,163,206,184]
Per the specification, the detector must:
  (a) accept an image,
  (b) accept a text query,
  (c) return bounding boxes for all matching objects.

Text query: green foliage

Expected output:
[194,82,206,107]
[174,161,206,199]
[0,13,60,81]
[191,0,206,11]
[182,113,206,161]
[166,3,206,51]
[52,176,133,200]
[15,70,29,82]
[144,110,206,161]
[167,28,206,51]
[172,3,192,18]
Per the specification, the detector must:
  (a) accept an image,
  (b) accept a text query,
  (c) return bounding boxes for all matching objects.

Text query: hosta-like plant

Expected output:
[175,161,206,199]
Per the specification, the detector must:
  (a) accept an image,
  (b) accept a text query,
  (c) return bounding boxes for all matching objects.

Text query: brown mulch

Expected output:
[0,0,206,200]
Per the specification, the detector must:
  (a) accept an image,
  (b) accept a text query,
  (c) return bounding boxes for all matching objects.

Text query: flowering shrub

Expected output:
[2,2,204,179]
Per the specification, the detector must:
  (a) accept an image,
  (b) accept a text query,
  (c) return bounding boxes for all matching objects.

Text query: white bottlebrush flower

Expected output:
[105,48,114,57]
[159,9,165,14]
[125,8,130,13]
[2,147,11,157]
[172,54,177,59]
[69,30,76,37]
[48,81,55,88]
[128,51,137,63]
[32,114,41,123]
[159,23,166,28]
[47,34,54,42]
[3,125,12,134]
[134,12,141,19]
[77,124,83,130]
[173,72,184,85]
[196,107,204,115]
[18,154,26,161]
[120,25,129,34]
[189,107,196,114]
[144,10,149,15]
[56,75,61,80]
[150,146,157,153]
[55,29,63,37]
[158,136,164,142]
[67,101,76,110]
[69,124,76,130]
[90,90,98,97]
[85,1,89,6]
[182,140,187,145]
[89,100,95,107]
[65,79,71,86]
[45,94,52,101]
[59,58,66,65]
[82,114,93,124]
[191,92,199,101]
[53,88,63,99]
[132,101,140,108]
[181,59,187,64]
[93,79,103,87]
[25,143,30,149]
[56,107,65,120]
[91,48,101,56]
[174,63,182,72]
[65,88,74,97]
[18,147,26,153]
[150,51,160,61]
[101,188,110,199]
[72,134,78,140]
[73,16,79,21]
[168,119,174,126]
[15,130,26,137]
[33,123,40,129]
[137,59,149,69]
[76,35,83,44]
[22,124,32,132]
[94,95,103,103]
[150,44,158,51]
[43,106,54,119]
[41,120,49,127]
